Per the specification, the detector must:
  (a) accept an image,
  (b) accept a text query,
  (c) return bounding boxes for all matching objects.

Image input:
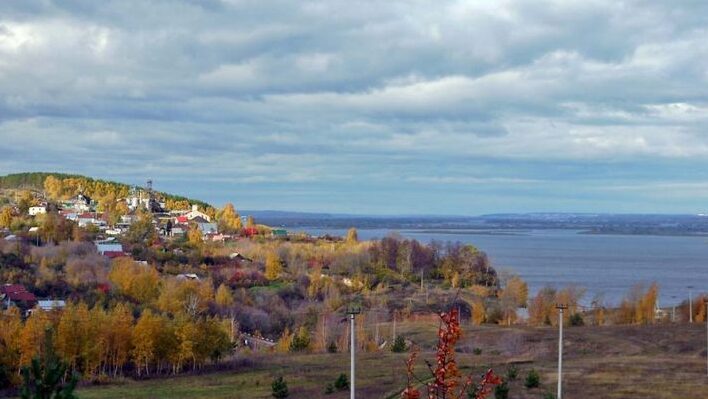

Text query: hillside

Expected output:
[0,172,212,209]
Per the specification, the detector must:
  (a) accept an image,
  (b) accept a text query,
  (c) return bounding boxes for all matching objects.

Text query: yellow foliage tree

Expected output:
[83,305,107,376]
[265,251,282,281]
[109,257,160,304]
[215,284,234,308]
[17,190,36,214]
[0,308,23,382]
[44,176,64,199]
[105,302,134,376]
[346,227,359,244]
[307,267,323,299]
[594,306,606,326]
[451,272,461,289]
[528,287,557,326]
[471,299,486,326]
[173,314,199,371]
[503,276,528,308]
[0,206,14,228]
[276,328,294,353]
[19,310,52,366]
[156,278,214,316]
[615,283,658,325]
[132,309,162,376]
[187,223,203,248]
[165,199,191,211]
[246,215,256,229]
[218,203,242,233]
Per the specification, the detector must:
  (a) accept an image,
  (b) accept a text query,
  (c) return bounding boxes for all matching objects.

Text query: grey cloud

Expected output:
[1,0,708,212]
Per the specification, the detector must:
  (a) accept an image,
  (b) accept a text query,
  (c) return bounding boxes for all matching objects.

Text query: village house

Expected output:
[196,222,218,235]
[271,229,288,238]
[169,205,216,237]
[59,209,78,221]
[77,212,106,228]
[62,193,93,213]
[170,226,186,236]
[96,242,127,258]
[28,205,47,216]
[1,284,37,311]
[36,299,66,312]
[184,204,211,222]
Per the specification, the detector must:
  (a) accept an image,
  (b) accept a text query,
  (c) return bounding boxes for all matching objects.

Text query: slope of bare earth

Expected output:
[78,322,708,399]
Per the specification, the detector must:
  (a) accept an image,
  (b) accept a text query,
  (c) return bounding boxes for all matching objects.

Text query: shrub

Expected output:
[569,313,584,326]
[524,369,540,389]
[391,335,407,353]
[543,392,556,399]
[494,381,509,399]
[271,376,289,398]
[325,383,335,394]
[506,365,518,381]
[472,347,483,355]
[334,373,349,391]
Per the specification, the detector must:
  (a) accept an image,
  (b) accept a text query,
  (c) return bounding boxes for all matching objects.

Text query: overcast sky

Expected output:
[1,1,708,214]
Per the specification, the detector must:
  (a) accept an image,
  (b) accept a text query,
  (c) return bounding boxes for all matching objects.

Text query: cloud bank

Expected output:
[1,0,708,214]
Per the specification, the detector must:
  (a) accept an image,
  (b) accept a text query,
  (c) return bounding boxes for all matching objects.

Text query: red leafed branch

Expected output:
[402,349,421,399]
[470,369,502,399]
[401,307,500,399]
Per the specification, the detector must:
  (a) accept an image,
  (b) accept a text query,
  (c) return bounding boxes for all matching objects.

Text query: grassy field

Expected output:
[77,321,708,399]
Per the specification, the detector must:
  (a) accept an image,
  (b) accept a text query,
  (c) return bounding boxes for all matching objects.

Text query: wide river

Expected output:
[300,227,708,307]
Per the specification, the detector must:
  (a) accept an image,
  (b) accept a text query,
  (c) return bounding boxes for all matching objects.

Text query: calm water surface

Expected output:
[300,228,708,306]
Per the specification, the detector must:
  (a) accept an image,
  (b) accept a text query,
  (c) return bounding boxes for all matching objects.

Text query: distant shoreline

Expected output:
[294,225,708,238]
[579,230,708,237]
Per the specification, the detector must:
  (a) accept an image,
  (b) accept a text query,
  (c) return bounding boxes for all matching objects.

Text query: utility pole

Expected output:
[347,306,361,399]
[420,270,424,291]
[689,286,694,323]
[671,296,677,323]
[556,304,568,399]
[322,314,327,349]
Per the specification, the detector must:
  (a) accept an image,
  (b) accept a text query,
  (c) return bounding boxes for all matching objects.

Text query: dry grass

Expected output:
[78,321,708,399]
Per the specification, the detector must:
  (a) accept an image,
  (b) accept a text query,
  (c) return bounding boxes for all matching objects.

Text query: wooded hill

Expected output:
[0,172,212,210]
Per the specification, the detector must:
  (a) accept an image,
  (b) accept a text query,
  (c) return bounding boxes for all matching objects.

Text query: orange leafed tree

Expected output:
[401,307,501,399]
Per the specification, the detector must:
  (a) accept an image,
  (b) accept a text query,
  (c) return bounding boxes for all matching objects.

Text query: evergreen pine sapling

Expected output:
[271,376,289,398]
[20,329,79,399]
[505,365,518,381]
[334,373,349,391]
[494,381,509,399]
[524,369,540,389]
[391,335,407,353]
